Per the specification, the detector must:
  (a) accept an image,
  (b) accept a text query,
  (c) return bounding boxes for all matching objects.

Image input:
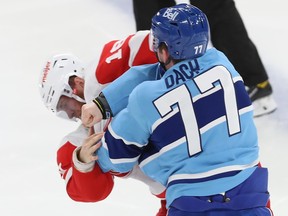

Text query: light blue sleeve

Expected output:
[102,63,158,116]
[97,82,154,173]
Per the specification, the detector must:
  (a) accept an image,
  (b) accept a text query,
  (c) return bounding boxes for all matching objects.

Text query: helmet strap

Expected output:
[71,94,86,103]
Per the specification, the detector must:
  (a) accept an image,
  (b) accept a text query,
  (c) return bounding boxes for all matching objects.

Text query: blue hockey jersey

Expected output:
[97,48,260,207]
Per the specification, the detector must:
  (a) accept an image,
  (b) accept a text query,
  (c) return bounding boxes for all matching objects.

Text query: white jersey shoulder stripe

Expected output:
[128,30,150,67]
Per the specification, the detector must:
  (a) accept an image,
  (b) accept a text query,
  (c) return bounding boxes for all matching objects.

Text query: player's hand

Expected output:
[78,132,103,163]
[81,102,103,127]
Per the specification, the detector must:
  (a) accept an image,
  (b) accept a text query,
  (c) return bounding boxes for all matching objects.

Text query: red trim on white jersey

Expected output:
[56,31,164,203]
[57,126,114,202]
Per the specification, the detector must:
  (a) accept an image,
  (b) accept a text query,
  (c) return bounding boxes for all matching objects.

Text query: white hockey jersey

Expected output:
[56,31,166,207]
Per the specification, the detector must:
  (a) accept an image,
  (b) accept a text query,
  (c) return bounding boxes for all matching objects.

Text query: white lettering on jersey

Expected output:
[58,163,66,177]
[105,39,125,63]
[154,66,240,157]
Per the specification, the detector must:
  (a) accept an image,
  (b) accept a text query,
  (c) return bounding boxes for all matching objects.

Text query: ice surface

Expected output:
[0,0,287,215]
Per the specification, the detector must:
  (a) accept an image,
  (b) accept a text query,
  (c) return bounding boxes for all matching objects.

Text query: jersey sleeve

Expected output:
[128,30,158,67]
[95,30,157,84]
[57,132,114,202]
[97,84,152,173]
[102,63,159,116]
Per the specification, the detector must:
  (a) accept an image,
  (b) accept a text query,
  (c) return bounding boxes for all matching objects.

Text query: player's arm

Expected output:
[82,64,159,127]
[95,84,152,174]
[57,136,114,202]
[95,30,157,84]
[129,30,158,66]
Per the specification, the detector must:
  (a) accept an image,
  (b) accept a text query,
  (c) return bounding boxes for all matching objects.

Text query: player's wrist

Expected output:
[93,93,113,119]
[73,147,95,173]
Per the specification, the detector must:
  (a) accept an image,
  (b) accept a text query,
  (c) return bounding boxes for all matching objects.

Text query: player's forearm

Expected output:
[101,64,158,116]
[57,144,114,202]
[66,164,114,202]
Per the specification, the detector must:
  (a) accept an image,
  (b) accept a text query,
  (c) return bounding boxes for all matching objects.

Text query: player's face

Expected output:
[56,95,85,119]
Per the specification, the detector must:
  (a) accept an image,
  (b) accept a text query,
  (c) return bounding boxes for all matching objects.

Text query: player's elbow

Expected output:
[66,172,115,202]
[67,179,114,202]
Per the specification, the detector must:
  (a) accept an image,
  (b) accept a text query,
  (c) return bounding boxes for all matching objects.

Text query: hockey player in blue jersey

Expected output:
[80,4,273,215]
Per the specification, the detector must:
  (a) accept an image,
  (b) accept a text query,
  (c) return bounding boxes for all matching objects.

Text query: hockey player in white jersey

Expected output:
[81,4,273,216]
[39,31,168,215]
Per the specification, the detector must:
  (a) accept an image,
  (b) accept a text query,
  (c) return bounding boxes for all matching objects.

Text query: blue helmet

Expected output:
[151,3,210,60]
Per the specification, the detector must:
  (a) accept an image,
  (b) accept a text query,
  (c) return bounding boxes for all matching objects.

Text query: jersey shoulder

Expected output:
[95,30,157,84]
